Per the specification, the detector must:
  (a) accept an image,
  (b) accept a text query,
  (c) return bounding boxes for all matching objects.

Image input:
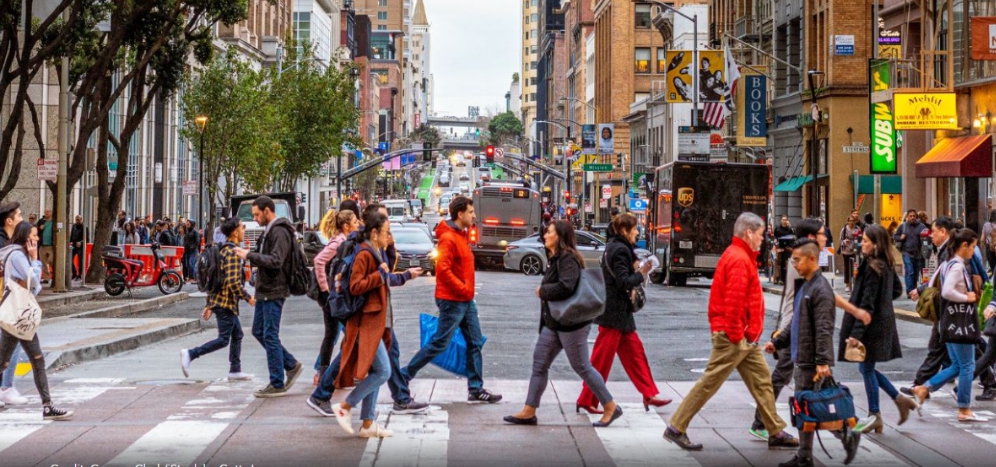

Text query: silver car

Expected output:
[503,231,651,275]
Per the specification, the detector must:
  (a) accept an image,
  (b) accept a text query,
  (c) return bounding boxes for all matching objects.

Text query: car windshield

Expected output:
[236,200,291,223]
[393,229,431,245]
[386,206,406,218]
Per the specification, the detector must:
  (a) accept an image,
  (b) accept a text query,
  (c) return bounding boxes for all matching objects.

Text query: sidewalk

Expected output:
[760,272,929,325]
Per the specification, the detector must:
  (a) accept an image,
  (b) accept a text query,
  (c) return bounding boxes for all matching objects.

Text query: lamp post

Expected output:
[807,70,824,218]
[194,115,208,236]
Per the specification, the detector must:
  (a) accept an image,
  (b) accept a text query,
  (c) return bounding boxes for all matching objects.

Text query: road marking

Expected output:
[108,378,256,466]
[921,401,996,446]
[360,405,449,467]
[0,378,124,453]
[589,403,701,466]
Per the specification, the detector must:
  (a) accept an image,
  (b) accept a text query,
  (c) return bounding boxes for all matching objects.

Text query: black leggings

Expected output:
[0,329,51,404]
[318,292,342,369]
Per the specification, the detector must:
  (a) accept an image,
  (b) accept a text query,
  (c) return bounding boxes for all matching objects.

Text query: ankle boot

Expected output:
[894,395,917,426]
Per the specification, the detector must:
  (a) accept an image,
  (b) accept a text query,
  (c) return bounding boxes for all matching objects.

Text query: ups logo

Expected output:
[677,187,694,207]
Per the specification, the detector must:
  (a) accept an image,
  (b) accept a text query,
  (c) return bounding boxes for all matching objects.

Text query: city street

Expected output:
[2,272,994,466]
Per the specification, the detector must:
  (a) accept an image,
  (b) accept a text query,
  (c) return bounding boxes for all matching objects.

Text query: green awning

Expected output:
[774,175,814,192]
[849,174,902,194]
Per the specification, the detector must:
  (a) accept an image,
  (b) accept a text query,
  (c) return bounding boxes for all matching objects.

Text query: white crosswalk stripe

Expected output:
[588,403,701,467]
[360,405,449,467]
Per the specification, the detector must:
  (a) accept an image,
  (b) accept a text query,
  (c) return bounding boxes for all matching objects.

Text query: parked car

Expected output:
[392,221,434,243]
[392,227,437,275]
[301,231,328,264]
[503,230,651,276]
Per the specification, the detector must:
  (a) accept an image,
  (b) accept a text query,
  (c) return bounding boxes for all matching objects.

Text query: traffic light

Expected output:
[616,153,624,167]
[475,128,481,138]
[564,190,571,203]
[422,142,433,162]
[485,145,495,163]
[473,156,479,168]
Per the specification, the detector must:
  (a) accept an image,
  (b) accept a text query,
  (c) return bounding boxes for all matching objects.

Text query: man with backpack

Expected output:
[234,196,304,398]
[894,209,926,296]
[180,217,254,380]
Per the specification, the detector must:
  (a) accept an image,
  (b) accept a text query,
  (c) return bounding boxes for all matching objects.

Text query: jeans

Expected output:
[313,328,412,404]
[0,329,50,404]
[251,298,298,389]
[858,360,899,414]
[402,299,485,392]
[183,252,198,280]
[527,325,612,408]
[1,345,22,388]
[903,253,916,294]
[926,342,976,408]
[189,307,243,373]
[344,341,390,421]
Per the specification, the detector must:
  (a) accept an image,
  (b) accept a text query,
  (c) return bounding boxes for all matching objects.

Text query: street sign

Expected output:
[599,199,608,208]
[36,159,57,181]
[601,186,612,199]
[842,143,870,153]
[495,147,505,158]
[584,163,613,172]
[378,141,390,152]
[182,180,197,196]
[629,198,648,212]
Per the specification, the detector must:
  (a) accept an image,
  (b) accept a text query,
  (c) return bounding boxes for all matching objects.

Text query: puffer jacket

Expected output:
[434,220,475,302]
[774,273,836,367]
[708,236,765,343]
[593,237,645,332]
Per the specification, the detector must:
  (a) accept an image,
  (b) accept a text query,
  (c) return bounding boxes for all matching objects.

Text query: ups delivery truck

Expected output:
[649,161,769,286]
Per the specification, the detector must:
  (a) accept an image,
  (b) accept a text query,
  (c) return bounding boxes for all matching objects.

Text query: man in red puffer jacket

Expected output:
[665,212,798,451]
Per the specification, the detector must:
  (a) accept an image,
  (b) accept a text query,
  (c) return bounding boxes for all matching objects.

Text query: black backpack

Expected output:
[286,230,311,297]
[196,242,230,294]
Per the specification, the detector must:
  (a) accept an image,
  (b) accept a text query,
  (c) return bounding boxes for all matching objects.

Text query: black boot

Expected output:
[977,387,996,401]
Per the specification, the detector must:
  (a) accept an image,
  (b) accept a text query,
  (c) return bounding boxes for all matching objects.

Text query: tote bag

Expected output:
[548,268,606,326]
[0,275,41,340]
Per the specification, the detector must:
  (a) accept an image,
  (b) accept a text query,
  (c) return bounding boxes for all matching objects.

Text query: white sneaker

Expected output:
[0,387,29,406]
[227,372,253,381]
[333,403,354,435]
[359,421,394,438]
[180,349,191,378]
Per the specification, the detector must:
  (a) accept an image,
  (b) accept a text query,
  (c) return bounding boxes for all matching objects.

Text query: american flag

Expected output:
[703,45,741,129]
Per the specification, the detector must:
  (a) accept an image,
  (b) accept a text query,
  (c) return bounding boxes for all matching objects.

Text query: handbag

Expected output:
[916,264,946,322]
[0,274,42,341]
[844,340,866,362]
[548,268,606,326]
[788,376,858,433]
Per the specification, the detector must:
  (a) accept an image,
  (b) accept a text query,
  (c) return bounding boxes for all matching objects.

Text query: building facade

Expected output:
[522,0,540,156]
[410,0,433,126]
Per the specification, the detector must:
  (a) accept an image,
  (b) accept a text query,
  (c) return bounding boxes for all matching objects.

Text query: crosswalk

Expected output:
[1,378,995,466]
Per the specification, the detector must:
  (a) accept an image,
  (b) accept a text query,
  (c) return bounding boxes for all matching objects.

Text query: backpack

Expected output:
[0,245,26,292]
[196,242,229,294]
[329,242,379,320]
[288,240,311,296]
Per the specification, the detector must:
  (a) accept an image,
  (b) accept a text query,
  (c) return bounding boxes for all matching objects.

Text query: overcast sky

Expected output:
[423,0,520,118]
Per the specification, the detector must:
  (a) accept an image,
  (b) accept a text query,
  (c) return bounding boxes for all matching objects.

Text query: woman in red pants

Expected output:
[577,213,672,413]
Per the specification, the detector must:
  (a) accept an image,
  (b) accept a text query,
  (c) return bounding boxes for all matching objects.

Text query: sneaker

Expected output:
[748,427,769,441]
[664,426,703,451]
[227,372,253,381]
[333,403,354,435]
[306,396,334,417]
[768,431,800,450]
[253,384,288,398]
[42,405,74,421]
[359,421,394,438]
[180,349,191,378]
[393,400,430,414]
[777,454,814,467]
[0,387,29,406]
[977,388,996,401]
[284,362,304,391]
[842,429,861,465]
[468,388,502,404]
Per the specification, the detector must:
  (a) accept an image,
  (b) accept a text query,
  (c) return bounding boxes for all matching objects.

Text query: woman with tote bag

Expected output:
[0,221,73,420]
[504,220,621,427]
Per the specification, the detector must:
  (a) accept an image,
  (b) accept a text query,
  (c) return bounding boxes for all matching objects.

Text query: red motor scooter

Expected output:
[101,243,184,297]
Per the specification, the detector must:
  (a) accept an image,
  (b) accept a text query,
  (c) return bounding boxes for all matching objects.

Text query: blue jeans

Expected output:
[903,253,916,294]
[251,299,298,388]
[402,299,484,392]
[926,342,976,408]
[184,252,198,280]
[313,328,412,404]
[189,307,243,373]
[344,341,390,421]
[1,346,21,389]
[858,360,899,414]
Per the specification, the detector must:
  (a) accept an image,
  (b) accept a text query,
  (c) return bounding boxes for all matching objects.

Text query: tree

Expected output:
[410,123,440,147]
[352,152,381,201]
[488,111,524,146]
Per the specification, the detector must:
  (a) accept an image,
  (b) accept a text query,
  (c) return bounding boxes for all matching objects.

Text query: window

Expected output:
[530,77,537,85]
[635,4,652,29]
[377,11,388,20]
[377,25,387,30]
[525,16,529,24]
[531,13,538,22]
[531,0,538,5]
[531,45,537,53]
[378,0,387,5]
[657,48,666,73]
[634,48,651,73]
[530,93,536,101]
[531,28,537,38]
[531,61,537,69]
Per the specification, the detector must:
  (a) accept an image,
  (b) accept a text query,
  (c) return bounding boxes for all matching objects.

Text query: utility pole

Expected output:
[53,7,70,292]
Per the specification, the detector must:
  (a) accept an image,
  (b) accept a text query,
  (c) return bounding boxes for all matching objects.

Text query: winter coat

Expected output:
[774,273,836,367]
[183,229,201,253]
[335,244,392,388]
[538,249,585,332]
[434,220,475,302]
[246,217,295,300]
[594,237,644,332]
[708,236,765,343]
[839,259,903,363]
[894,221,926,257]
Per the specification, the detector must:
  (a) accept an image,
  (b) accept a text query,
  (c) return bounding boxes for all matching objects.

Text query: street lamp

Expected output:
[807,69,825,218]
[194,115,208,237]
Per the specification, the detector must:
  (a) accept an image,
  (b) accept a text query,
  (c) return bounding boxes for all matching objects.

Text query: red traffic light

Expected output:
[485,145,495,156]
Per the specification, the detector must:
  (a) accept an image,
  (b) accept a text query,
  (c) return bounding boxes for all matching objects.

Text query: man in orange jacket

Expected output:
[400,196,502,403]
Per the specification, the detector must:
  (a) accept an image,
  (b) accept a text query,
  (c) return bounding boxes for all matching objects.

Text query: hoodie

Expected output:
[434,220,475,302]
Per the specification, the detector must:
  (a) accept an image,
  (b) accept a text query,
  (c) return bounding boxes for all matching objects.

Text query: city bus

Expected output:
[470,183,543,263]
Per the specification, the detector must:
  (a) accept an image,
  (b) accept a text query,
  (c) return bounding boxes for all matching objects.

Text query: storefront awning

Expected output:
[915,134,993,178]
[773,175,813,192]
[849,175,903,194]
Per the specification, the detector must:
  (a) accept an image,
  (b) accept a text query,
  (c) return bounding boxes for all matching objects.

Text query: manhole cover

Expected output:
[134,379,204,386]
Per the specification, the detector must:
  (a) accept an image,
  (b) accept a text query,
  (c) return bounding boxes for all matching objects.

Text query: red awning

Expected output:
[915,134,993,178]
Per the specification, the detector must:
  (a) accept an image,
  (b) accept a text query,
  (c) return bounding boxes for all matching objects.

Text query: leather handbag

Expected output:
[844,340,866,362]
[548,268,607,326]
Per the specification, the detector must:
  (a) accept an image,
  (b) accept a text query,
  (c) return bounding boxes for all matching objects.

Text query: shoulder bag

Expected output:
[548,268,607,326]
[916,262,947,322]
[0,257,42,341]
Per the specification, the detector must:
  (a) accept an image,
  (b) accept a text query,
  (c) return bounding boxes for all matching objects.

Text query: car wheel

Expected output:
[520,254,543,276]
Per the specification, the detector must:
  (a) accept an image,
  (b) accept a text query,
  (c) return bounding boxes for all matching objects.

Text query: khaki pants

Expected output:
[39,246,54,280]
[669,332,787,435]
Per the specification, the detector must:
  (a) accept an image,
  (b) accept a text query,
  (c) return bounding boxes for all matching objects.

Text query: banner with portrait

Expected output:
[665,50,726,103]
[597,124,614,155]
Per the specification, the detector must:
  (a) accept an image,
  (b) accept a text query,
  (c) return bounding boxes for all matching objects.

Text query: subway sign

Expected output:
[869,59,897,174]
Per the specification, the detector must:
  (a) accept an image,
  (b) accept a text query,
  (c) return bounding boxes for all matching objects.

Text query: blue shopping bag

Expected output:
[419,312,487,377]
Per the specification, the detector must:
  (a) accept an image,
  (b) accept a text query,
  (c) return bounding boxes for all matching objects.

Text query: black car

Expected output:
[302,231,328,264]
[392,227,437,274]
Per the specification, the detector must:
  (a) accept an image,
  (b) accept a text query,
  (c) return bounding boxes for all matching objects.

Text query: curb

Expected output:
[42,292,192,324]
[761,284,931,325]
[45,319,202,370]
[36,289,106,307]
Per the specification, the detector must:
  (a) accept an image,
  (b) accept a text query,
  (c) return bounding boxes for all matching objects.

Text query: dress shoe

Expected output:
[592,406,623,427]
[664,426,703,451]
[503,415,538,425]
[643,396,673,411]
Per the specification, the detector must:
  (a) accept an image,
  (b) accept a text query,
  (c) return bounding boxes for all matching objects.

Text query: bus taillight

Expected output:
[483,217,500,226]
[510,219,525,227]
